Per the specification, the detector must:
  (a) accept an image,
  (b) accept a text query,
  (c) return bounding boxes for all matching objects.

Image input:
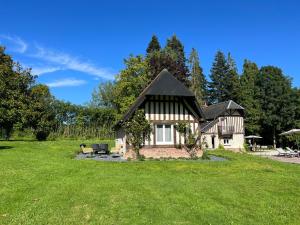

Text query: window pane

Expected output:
[165,125,172,142]
[156,125,163,142]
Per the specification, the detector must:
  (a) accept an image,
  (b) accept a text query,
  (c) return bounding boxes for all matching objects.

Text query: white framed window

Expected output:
[224,138,230,145]
[156,124,173,144]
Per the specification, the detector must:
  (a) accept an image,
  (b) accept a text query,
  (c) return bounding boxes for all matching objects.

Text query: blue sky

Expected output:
[1,0,299,105]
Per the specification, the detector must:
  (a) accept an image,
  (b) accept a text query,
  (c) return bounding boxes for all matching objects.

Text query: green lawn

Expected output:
[0,140,300,225]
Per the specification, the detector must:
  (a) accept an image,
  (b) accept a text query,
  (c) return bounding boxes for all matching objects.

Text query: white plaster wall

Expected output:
[115,128,127,153]
[220,134,244,150]
[201,134,220,149]
[201,133,244,150]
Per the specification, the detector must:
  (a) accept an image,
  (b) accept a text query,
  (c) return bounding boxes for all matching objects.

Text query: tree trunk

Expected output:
[273,129,276,149]
[133,146,140,159]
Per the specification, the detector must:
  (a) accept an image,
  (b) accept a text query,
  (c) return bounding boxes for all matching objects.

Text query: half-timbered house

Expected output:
[115,69,245,156]
[200,100,245,151]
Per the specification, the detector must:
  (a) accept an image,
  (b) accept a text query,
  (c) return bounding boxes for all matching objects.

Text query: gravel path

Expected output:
[75,153,227,162]
[209,155,228,161]
[262,155,300,164]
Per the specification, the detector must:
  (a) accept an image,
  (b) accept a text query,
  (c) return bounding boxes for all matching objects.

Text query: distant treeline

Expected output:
[0,45,116,140]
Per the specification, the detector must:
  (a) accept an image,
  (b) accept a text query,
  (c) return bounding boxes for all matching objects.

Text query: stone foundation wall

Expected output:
[124,148,203,159]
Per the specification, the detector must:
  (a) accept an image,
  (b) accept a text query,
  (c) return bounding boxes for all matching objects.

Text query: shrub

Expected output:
[35,130,50,141]
[138,155,146,161]
[174,122,199,159]
[217,144,225,150]
[123,109,151,159]
[243,142,250,151]
[47,132,58,141]
[202,150,210,160]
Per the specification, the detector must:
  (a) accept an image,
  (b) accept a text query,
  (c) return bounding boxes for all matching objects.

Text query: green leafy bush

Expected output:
[201,150,210,160]
[35,130,50,141]
[138,155,146,161]
[217,144,225,150]
[243,142,250,151]
[123,109,151,159]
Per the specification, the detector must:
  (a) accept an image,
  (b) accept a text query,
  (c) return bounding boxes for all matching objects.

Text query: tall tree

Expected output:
[90,81,116,108]
[188,48,208,105]
[291,88,300,128]
[257,66,295,146]
[146,35,161,54]
[208,51,228,103]
[52,100,79,126]
[0,46,35,139]
[224,53,240,102]
[239,60,262,135]
[147,35,189,84]
[166,35,185,59]
[26,84,56,140]
[114,55,151,115]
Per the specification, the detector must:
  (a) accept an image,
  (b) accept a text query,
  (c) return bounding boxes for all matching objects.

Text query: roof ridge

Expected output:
[202,100,229,110]
[227,100,232,109]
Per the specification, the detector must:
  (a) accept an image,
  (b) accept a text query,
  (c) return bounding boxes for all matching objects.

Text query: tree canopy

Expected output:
[1,34,299,146]
[146,35,161,54]
[188,48,207,105]
[0,47,35,139]
[256,66,296,145]
[146,35,190,85]
[238,60,261,135]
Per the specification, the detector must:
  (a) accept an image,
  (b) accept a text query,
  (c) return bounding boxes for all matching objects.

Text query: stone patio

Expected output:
[75,153,126,162]
[125,147,203,159]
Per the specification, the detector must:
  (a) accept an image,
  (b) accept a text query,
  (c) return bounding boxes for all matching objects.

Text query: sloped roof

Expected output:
[201,100,244,120]
[145,69,194,96]
[119,69,203,123]
[200,119,219,132]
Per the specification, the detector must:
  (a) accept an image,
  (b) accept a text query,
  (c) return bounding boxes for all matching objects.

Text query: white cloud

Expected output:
[0,34,114,80]
[32,45,114,79]
[31,66,62,76]
[46,78,87,88]
[0,35,28,53]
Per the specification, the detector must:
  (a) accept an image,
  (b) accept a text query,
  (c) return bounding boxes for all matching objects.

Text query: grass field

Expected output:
[0,140,300,225]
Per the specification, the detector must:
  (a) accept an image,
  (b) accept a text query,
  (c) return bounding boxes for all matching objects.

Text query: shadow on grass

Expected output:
[0,139,36,142]
[0,146,14,150]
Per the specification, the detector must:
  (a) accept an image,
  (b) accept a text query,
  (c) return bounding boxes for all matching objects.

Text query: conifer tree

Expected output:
[146,35,161,54]
[147,35,189,85]
[224,53,240,102]
[166,35,185,60]
[188,48,208,105]
[239,60,261,135]
[208,51,228,103]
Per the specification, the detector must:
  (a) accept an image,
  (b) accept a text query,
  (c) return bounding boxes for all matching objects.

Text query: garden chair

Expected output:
[80,144,93,154]
[285,147,299,157]
[99,143,109,154]
[92,144,101,154]
[276,148,298,157]
[276,148,289,157]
